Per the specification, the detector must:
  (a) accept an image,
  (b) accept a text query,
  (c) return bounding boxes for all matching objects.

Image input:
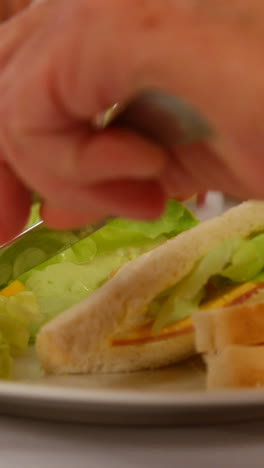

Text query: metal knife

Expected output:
[0,91,212,287]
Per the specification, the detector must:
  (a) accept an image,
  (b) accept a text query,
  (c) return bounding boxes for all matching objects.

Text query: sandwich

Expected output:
[193,297,264,389]
[35,200,264,376]
[0,200,198,378]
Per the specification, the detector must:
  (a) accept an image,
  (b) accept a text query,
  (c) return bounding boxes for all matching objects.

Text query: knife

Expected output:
[0,91,212,287]
[0,217,114,287]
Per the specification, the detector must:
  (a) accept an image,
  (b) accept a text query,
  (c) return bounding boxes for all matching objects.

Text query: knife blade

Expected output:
[0,218,111,287]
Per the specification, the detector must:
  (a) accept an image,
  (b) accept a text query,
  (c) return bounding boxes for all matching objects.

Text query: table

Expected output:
[1,416,264,468]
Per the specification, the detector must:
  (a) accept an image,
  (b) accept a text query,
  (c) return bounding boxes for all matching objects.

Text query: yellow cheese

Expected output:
[201,282,257,310]
[0,280,25,298]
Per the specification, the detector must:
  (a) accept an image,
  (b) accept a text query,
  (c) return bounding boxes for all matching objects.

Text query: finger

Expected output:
[79,179,166,220]
[0,162,30,242]
[0,0,49,70]
[172,193,196,202]
[161,143,256,199]
[1,0,31,21]
[8,0,32,16]
[40,203,106,230]
[5,125,167,185]
[41,179,165,229]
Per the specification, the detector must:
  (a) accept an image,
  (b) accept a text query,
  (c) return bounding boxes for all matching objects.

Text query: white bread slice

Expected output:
[206,345,264,389]
[193,301,264,389]
[193,302,264,353]
[36,201,264,374]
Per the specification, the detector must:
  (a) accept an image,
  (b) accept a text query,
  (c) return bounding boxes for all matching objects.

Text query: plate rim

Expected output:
[0,379,264,408]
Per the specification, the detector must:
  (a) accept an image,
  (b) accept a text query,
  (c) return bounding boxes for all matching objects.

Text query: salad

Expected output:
[0,200,198,378]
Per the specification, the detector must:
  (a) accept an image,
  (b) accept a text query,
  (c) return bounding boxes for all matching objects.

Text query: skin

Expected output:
[0,0,29,21]
[0,0,264,242]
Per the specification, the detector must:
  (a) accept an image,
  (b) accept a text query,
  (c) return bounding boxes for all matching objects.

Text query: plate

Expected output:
[0,350,264,426]
[0,194,260,426]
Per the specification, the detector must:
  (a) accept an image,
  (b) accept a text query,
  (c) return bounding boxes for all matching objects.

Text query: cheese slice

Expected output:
[201,282,257,310]
[0,280,25,298]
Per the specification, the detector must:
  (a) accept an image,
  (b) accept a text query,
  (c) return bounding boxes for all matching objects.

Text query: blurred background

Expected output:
[185,192,239,222]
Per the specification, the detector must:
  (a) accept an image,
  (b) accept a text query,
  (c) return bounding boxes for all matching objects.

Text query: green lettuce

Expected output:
[152,296,202,335]
[150,231,264,333]
[151,238,240,333]
[18,200,199,335]
[0,292,40,378]
[221,233,264,282]
[25,256,126,325]
[25,201,41,228]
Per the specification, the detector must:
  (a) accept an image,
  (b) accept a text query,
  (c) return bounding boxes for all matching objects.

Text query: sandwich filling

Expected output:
[111,282,264,346]
[111,233,264,346]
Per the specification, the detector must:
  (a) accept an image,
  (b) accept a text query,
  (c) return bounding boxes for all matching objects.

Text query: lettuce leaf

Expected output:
[25,256,126,324]
[21,200,198,334]
[20,200,198,275]
[151,238,240,332]
[107,200,198,239]
[151,232,264,332]
[0,292,41,378]
[221,233,264,282]
[152,296,201,335]
[170,238,240,300]
[25,201,41,228]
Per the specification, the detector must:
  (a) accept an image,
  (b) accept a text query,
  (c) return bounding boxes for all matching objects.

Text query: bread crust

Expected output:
[193,289,264,389]
[206,345,264,389]
[194,302,264,353]
[36,201,264,374]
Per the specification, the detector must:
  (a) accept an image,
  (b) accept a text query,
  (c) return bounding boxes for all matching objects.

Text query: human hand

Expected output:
[0,0,263,242]
[0,0,31,21]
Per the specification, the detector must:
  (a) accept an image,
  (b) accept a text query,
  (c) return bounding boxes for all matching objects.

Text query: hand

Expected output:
[0,0,263,242]
[0,0,31,21]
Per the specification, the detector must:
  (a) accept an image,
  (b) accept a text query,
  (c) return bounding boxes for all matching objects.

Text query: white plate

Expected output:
[0,194,259,426]
[0,350,263,426]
